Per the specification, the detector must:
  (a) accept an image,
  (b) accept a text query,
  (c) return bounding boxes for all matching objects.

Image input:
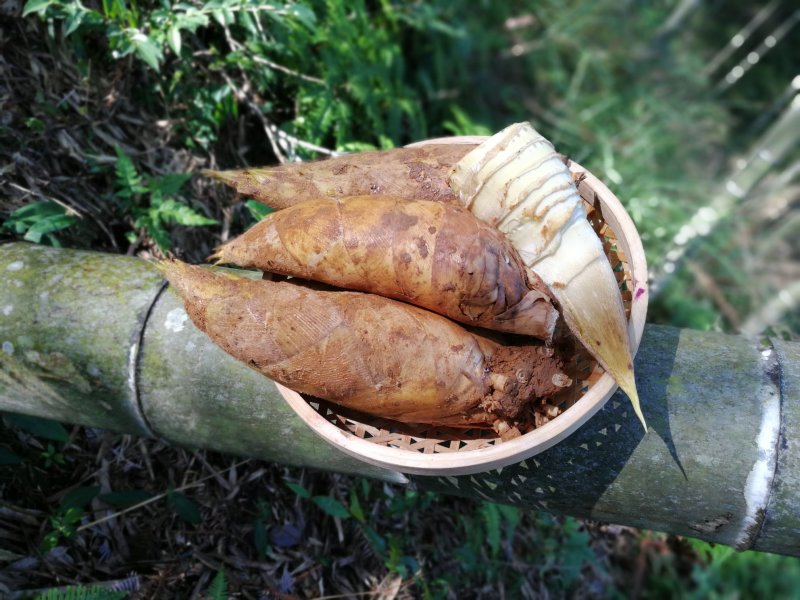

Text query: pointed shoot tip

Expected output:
[201,169,236,186]
[617,373,647,432]
[151,258,172,277]
[151,258,190,283]
[207,248,225,266]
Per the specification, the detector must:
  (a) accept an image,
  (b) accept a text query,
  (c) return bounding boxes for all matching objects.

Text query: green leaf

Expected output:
[285,481,310,499]
[168,491,202,524]
[22,0,55,17]
[253,518,269,557]
[174,11,208,32]
[498,504,520,539]
[114,146,145,199]
[312,495,350,519]
[157,200,217,227]
[0,447,22,465]
[63,3,87,36]
[385,534,404,575]
[3,201,77,245]
[362,524,387,555]
[557,518,594,586]
[64,12,84,36]
[23,227,45,244]
[40,529,60,553]
[99,490,154,508]
[337,141,378,153]
[23,213,79,243]
[245,199,273,222]
[60,506,84,527]
[167,25,181,54]
[4,200,64,222]
[349,488,365,523]
[61,486,100,511]
[443,106,492,137]
[25,116,45,133]
[211,9,225,26]
[285,3,316,29]
[128,29,163,72]
[41,444,65,467]
[146,221,172,251]
[4,414,69,442]
[151,173,192,196]
[481,502,501,558]
[108,28,136,61]
[207,569,227,600]
[237,8,256,34]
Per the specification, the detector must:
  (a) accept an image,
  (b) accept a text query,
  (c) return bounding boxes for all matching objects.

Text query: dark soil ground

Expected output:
[0,421,702,598]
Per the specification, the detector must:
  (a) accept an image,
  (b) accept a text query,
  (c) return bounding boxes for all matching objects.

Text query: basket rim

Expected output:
[277,158,648,476]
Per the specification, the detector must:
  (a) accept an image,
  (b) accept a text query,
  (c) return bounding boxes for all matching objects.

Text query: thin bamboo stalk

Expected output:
[650,96,800,297]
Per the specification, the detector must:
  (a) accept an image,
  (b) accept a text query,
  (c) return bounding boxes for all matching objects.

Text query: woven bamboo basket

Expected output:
[277,140,648,476]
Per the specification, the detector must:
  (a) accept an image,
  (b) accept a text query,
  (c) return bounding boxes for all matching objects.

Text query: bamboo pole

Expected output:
[1,242,798,556]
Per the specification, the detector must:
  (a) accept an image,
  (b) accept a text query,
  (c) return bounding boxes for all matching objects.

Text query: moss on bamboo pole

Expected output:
[0,243,162,436]
[1,242,799,556]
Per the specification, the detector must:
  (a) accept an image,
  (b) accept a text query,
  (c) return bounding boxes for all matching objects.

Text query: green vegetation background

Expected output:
[1,0,799,598]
